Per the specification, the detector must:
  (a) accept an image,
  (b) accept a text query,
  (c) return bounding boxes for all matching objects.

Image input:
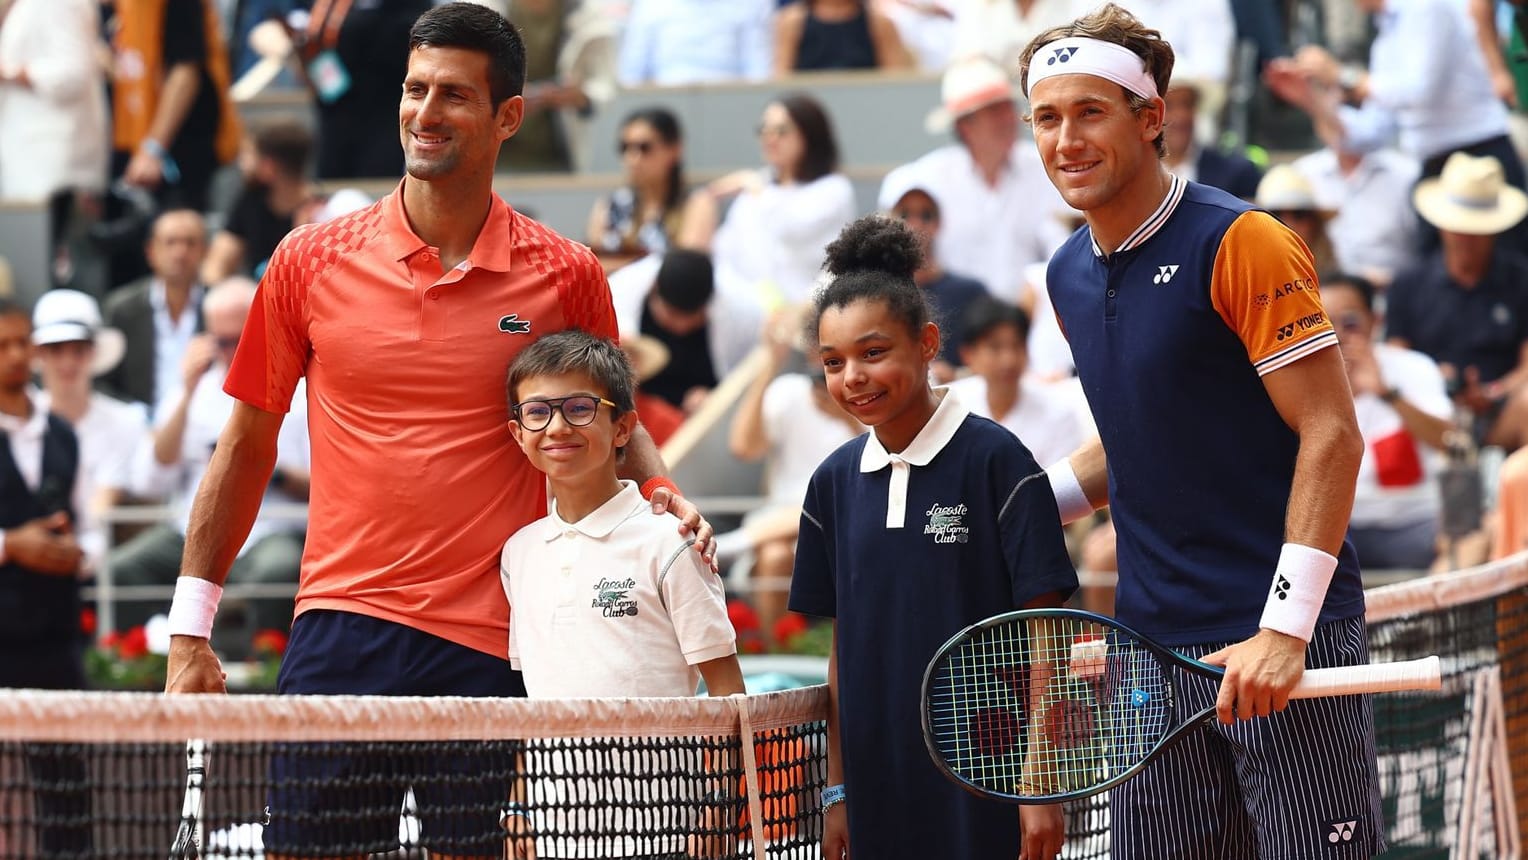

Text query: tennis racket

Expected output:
[920,608,1441,804]
[167,739,207,860]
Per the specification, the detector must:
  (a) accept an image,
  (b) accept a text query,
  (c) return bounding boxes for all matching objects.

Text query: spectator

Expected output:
[501,0,618,172]
[949,0,1087,76]
[947,297,1094,469]
[619,334,685,447]
[878,164,987,381]
[617,0,773,86]
[31,290,146,574]
[296,0,433,179]
[702,93,857,306]
[728,310,861,637]
[902,56,1071,301]
[112,278,308,651]
[0,0,109,286]
[99,209,208,414]
[587,108,709,265]
[774,0,910,74]
[202,121,316,285]
[1386,153,1528,449]
[607,251,763,413]
[878,0,956,72]
[1161,81,1262,200]
[1291,142,1422,287]
[1255,164,1338,275]
[1323,273,1452,571]
[108,0,242,212]
[1115,0,1235,92]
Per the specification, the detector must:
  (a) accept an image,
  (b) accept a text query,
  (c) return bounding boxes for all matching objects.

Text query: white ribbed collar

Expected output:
[1091,173,1187,257]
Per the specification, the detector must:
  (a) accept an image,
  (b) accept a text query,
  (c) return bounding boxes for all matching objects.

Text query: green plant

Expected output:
[85,627,167,690]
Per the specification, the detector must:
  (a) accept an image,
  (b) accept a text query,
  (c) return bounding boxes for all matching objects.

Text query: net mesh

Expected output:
[4,554,1528,859]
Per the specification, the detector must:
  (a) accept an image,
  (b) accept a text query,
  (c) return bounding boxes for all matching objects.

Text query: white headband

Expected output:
[1026,37,1160,101]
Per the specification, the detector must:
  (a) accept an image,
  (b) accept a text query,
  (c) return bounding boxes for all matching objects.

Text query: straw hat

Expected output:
[1255,164,1332,215]
[31,289,127,377]
[1413,153,1528,236]
[925,56,1017,135]
[620,334,671,384]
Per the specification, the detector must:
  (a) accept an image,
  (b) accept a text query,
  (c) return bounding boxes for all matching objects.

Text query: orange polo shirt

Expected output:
[225,181,617,657]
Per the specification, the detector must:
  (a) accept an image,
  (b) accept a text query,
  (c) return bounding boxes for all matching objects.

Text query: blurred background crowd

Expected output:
[2,0,1527,660]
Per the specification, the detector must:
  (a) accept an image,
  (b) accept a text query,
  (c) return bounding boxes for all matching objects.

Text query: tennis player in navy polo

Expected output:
[1019,5,1383,858]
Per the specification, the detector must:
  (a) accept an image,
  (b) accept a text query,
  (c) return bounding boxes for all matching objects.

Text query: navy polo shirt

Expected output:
[1047,177,1364,646]
[1386,247,1528,384]
[789,390,1077,858]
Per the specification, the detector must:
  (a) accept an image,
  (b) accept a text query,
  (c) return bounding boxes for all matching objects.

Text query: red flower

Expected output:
[100,630,121,650]
[772,613,810,648]
[80,608,96,637]
[252,629,288,657]
[117,626,150,660]
[726,599,760,634]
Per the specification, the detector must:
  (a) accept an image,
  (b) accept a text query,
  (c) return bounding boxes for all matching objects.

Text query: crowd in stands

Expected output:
[2,0,1527,656]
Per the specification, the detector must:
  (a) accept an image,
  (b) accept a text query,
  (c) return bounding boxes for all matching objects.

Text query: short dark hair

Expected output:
[960,297,1031,347]
[1017,3,1174,157]
[1320,271,1377,313]
[506,330,636,418]
[778,93,840,183]
[409,2,526,106]
[653,251,714,313]
[252,121,314,178]
[809,215,930,345]
[0,298,29,325]
[621,107,686,211]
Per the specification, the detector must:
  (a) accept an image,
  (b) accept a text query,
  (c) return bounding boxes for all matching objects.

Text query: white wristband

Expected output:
[1046,458,1094,525]
[166,577,224,639]
[1258,543,1338,642]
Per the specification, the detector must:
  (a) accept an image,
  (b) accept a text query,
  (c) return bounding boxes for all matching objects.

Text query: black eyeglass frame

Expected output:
[511,395,621,431]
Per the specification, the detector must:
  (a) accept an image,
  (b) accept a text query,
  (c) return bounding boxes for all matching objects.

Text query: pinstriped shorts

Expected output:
[1109,616,1386,860]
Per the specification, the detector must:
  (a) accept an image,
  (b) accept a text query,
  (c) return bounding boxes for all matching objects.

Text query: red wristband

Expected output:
[640,476,681,500]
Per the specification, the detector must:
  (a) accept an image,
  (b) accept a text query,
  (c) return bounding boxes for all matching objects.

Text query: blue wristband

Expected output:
[822,784,846,809]
[140,139,181,184]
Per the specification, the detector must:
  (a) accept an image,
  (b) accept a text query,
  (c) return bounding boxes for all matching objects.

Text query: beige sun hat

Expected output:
[1413,153,1528,236]
[620,334,671,384]
[924,56,1018,135]
[1255,164,1333,215]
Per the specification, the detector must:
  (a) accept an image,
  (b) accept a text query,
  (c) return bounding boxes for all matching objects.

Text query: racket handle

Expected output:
[1289,656,1442,698]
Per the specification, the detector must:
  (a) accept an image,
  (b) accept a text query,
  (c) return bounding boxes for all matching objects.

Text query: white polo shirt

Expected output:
[946,375,1095,469]
[1351,343,1450,528]
[501,480,735,696]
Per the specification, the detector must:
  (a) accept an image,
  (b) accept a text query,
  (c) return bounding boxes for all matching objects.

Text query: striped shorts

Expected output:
[1110,616,1385,860]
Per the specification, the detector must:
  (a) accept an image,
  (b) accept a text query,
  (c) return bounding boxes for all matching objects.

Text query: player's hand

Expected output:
[1018,803,1064,860]
[1202,628,1307,723]
[4,514,82,575]
[502,811,536,859]
[165,635,228,694]
[822,801,849,860]
[651,489,716,571]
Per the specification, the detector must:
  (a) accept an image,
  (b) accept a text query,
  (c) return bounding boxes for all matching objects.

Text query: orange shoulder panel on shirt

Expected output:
[1209,210,1336,376]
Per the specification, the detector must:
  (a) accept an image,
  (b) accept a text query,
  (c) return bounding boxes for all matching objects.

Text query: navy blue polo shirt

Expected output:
[1386,247,1528,384]
[1047,176,1364,646]
[789,390,1077,858]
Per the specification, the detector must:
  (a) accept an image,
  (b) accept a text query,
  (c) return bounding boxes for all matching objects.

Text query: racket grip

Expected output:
[1289,656,1442,698]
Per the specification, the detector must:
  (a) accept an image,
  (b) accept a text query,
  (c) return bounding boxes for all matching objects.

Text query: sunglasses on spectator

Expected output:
[618,139,656,156]
[756,123,793,139]
[512,395,619,431]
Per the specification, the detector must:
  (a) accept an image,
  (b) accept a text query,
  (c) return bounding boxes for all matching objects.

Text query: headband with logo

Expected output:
[1026,37,1160,101]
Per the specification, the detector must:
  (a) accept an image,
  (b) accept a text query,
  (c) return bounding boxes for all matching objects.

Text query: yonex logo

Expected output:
[1327,820,1358,843]
[1273,574,1291,600]
[1048,46,1078,65]
[1152,265,1180,284]
[498,314,532,334]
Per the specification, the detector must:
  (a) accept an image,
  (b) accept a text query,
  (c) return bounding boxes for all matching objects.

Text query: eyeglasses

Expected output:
[756,123,793,139]
[618,139,655,156]
[512,395,619,431]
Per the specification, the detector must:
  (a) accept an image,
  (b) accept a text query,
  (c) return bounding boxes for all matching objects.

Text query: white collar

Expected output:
[543,480,645,541]
[149,279,205,316]
[860,387,969,473]
[0,388,46,438]
[1090,173,1186,257]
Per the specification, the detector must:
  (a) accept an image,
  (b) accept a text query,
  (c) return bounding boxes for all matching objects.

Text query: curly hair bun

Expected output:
[823,215,923,279]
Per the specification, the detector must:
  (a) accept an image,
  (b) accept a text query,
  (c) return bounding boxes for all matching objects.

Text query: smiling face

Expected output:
[509,371,635,487]
[1029,74,1164,214]
[399,45,522,182]
[817,298,940,446]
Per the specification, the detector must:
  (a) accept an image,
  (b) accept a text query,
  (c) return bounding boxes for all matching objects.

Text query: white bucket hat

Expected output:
[1255,164,1333,215]
[1413,153,1528,236]
[877,162,947,213]
[32,289,127,377]
[925,56,1017,135]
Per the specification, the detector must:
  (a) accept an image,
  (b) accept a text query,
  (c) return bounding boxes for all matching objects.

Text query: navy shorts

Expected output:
[264,610,526,857]
[1109,616,1386,860]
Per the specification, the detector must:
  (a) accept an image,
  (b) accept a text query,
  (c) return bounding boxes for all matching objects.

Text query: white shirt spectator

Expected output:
[35,389,147,567]
[711,171,858,306]
[131,368,309,551]
[906,143,1071,301]
[1292,147,1422,283]
[1337,0,1510,160]
[606,254,764,378]
[950,0,1088,77]
[760,373,862,507]
[1351,343,1450,527]
[149,281,204,417]
[1019,262,1077,381]
[947,375,1093,468]
[880,0,958,71]
[1115,0,1235,88]
[0,391,92,567]
[617,0,773,86]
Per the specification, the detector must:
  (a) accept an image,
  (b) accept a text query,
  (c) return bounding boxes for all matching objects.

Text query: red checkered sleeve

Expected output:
[224,224,319,413]
[558,241,618,341]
